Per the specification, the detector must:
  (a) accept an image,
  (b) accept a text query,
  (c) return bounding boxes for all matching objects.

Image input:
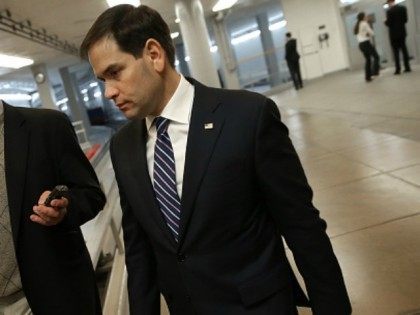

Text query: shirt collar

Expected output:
[145,75,193,131]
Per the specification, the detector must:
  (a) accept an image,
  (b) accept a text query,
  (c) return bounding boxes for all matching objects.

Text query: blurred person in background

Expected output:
[385,0,411,74]
[354,12,380,82]
[285,32,303,90]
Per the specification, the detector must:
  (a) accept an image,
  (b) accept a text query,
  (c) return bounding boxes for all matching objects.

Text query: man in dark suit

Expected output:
[385,0,411,74]
[81,4,351,315]
[0,101,105,314]
[285,32,303,90]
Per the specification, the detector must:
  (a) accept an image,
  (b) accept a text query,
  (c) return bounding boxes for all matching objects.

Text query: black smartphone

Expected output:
[44,185,69,207]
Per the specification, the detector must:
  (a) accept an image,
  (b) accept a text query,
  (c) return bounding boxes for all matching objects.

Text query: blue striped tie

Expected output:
[153,117,181,241]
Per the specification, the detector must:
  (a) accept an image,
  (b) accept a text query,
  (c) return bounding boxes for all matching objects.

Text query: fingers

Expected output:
[32,192,69,226]
[50,197,69,209]
[30,205,67,226]
[30,214,52,226]
[38,190,51,205]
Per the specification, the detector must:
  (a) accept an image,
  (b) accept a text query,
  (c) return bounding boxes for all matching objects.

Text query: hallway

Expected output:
[269,66,420,314]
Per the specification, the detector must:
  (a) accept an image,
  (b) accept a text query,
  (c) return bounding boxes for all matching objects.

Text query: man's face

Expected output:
[88,36,163,120]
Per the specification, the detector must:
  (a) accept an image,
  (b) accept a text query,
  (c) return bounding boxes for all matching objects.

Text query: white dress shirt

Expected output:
[145,75,195,198]
[357,21,374,43]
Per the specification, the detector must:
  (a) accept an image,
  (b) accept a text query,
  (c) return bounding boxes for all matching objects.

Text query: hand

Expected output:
[30,190,68,226]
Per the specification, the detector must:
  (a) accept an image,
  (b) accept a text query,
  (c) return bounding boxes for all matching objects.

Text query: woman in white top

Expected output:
[354,12,380,82]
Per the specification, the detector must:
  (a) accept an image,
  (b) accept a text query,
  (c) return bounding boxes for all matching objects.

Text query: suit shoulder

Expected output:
[18,107,70,124]
[208,87,275,123]
[15,108,73,134]
[214,87,269,109]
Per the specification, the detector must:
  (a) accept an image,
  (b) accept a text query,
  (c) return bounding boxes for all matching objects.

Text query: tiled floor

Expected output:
[270,66,420,315]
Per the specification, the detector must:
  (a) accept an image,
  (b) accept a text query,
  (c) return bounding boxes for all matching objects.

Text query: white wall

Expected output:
[282,0,350,79]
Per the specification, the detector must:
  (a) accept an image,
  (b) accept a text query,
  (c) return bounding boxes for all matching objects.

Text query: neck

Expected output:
[152,68,181,116]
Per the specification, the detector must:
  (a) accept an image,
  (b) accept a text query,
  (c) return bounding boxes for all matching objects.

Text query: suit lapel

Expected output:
[178,80,225,246]
[3,104,28,245]
[129,120,178,247]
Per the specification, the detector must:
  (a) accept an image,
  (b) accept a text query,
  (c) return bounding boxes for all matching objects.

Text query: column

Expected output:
[212,13,241,89]
[30,64,57,110]
[175,0,221,87]
[256,13,282,87]
[59,66,92,135]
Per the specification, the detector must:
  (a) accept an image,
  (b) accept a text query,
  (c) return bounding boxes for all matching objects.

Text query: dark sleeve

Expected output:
[403,6,408,23]
[110,137,160,315]
[255,99,352,315]
[54,113,106,228]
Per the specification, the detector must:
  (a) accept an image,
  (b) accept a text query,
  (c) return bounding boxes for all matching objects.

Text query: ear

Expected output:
[144,38,166,73]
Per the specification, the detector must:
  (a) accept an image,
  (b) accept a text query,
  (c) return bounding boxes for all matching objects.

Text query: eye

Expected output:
[110,69,120,78]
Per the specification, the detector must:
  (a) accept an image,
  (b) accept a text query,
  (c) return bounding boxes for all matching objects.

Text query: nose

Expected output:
[104,83,118,100]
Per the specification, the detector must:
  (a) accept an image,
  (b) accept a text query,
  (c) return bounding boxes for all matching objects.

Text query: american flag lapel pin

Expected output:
[204,123,214,130]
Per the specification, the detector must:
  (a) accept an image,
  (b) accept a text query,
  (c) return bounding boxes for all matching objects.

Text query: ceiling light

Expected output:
[231,30,261,45]
[210,46,218,53]
[340,0,359,5]
[184,56,190,62]
[0,54,34,69]
[212,0,238,12]
[175,18,180,24]
[231,24,258,37]
[269,20,287,31]
[171,32,180,39]
[0,94,31,101]
[175,60,180,66]
[106,0,140,7]
[89,82,98,88]
[56,98,68,106]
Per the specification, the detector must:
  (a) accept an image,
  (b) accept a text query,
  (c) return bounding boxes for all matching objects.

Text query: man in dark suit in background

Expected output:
[0,100,105,314]
[385,0,411,74]
[81,4,351,315]
[285,32,303,90]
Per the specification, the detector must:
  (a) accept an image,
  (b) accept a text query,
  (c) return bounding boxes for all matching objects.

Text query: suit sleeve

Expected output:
[54,113,106,228]
[255,99,351,314]
[403,6,408,23]
[110,137,160,315]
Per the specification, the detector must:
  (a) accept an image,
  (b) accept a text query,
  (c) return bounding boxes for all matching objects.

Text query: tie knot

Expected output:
[154,117,169,136]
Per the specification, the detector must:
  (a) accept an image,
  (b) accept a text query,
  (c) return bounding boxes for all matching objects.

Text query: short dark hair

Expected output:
[80,4,175,67]
[286,32,292,38]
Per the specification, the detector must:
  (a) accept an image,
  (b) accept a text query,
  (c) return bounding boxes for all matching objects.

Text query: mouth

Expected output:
[116,102,129,110]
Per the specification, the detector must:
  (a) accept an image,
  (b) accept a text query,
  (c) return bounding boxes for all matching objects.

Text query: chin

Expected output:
[125,110,145,120]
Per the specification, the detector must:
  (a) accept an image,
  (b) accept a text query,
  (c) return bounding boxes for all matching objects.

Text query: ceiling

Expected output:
[0,0,273,89]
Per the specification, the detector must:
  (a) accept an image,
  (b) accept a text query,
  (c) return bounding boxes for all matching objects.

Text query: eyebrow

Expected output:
[97,63,120,81]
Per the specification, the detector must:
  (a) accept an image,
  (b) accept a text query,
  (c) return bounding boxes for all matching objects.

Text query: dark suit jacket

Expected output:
[385,4,408,41]
[110,79,351,315]
[285,39,300,63]
[3,103,106,315]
